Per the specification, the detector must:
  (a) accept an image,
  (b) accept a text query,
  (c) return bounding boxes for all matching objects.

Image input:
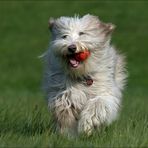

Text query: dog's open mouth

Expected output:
[67,50,90,68]
[69,56,80,68]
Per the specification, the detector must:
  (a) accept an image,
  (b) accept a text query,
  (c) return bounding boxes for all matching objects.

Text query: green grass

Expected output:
[0,1,148,147]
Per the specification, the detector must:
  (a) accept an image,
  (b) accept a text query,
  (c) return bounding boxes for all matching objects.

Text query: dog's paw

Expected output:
[78,115,94,136]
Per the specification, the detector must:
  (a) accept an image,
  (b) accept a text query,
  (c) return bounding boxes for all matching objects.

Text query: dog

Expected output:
[42,14,127,136]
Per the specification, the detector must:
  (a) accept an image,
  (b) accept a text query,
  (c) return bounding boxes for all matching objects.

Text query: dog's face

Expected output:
[49,14,115,75]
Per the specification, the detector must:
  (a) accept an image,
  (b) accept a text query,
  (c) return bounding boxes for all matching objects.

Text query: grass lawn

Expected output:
[0,1,148,147]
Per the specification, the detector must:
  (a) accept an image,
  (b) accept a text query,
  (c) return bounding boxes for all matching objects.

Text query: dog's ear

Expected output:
[99,22,116,36]
[48,17,55,31]
[82,14,100,25]
[82,14,115,36]
[82,14,99,21]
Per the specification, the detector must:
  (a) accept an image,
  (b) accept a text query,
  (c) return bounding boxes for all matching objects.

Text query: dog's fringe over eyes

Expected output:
[42,14,127,137]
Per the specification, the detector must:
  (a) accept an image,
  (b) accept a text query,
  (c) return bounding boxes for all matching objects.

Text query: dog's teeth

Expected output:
[82,46,85,50]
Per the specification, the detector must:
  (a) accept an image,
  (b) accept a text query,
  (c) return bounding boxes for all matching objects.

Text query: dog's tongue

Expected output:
[69,58,79,68]
[69,50,90,68]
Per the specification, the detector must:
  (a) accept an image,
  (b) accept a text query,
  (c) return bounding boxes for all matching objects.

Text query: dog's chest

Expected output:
[71,77,98,100]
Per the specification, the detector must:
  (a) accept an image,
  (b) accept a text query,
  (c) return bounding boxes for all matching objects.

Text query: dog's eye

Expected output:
[79,32,85,36]
[62,35,68,39]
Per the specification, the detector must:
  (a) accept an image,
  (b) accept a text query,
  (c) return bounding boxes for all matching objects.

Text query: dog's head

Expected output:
[48,14,115,76]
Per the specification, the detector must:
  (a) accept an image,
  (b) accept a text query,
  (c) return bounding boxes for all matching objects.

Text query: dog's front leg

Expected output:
[78,96,120,135]
[51,91,78,136]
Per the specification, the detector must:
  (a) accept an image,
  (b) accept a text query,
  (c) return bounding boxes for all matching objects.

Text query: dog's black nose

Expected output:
[68,44,76,53]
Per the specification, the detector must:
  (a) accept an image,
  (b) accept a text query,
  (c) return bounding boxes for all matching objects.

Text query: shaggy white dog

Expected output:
[43,14,127,136]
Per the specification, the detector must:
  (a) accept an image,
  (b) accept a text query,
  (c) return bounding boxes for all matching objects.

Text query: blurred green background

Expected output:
[0,1,148,147]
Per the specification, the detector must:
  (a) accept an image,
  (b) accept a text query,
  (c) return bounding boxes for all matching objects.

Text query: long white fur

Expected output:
[43,14,127,136]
